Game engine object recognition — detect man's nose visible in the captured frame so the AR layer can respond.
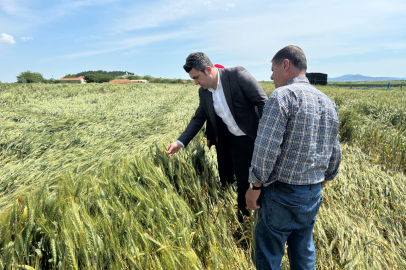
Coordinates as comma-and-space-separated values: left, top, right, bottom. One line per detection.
194, 80, 199, 85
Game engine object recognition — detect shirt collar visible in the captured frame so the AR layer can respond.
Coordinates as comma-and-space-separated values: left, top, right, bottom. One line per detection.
207, 69, 222, 93
285, 76, 309, 86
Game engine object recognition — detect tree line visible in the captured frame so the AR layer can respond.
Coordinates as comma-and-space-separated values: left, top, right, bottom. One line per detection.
13, 70, 191, 84
75, 70, 135, 78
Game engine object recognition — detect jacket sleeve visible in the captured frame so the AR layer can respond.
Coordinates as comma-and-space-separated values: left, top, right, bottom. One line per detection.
236, 67, 268, 117
177, 89, 208, 148
205, 119, 216, 146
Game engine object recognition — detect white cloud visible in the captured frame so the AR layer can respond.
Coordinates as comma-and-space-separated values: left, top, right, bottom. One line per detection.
114, 0, 209, 32
61, 31, 189, 59
0, 33, 16, 44
21, 36, 33, 41
0, 0, 23, 14
0, 0, 119, 34
204, 1, 216, 10
92, 0, 406, 71
188, 0, 406, 60
71, 0, 116, 8
2, 0, 406, 80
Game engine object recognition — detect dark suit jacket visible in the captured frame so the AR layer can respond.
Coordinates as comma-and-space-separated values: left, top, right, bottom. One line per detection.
178, 66, 268, 147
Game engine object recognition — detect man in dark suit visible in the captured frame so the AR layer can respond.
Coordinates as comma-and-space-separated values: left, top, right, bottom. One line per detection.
166, 52, 268, 221
205, 64, 235, 188
205, 118, 236, 188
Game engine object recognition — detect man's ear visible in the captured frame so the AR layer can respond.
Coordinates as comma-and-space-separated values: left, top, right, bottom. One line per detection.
204, 66, 212, 76
283, 59, 290, 71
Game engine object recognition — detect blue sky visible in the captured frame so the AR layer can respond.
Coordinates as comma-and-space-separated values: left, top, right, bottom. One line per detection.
1, 0, 405, 83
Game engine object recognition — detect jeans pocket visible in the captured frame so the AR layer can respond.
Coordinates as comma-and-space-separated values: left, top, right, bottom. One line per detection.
266, 196, 302, 232
311, 196, 323, 222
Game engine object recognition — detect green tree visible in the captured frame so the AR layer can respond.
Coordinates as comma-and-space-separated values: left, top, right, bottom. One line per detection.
127, 75, 142, 80
142, 75, 153, 82
63, 74, 77, 78
84, 74, 114, 83
151, 78, 163, 83
84, 74, 98, 83
98, 74, 114, 83
17, 71, 45, 83
45, 78, 60, 84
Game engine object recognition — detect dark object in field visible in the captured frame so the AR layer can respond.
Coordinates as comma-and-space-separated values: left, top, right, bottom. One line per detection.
306, 72, 328, 85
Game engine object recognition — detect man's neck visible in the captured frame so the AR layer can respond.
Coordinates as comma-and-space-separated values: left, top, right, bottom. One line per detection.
211, 68, 219, 90
286, 72, 306, 84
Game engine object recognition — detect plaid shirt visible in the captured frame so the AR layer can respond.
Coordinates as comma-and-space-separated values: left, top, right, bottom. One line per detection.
249, 77, 341, 186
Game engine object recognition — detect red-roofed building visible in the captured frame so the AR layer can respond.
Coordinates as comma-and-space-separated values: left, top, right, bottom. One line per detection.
109, 79, 132, 83
59, 76, 86, 84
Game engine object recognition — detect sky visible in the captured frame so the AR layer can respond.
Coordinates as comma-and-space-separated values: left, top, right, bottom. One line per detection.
1, 0, 406, 83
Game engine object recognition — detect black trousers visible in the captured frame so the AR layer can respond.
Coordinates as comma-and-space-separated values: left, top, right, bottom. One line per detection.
215, 143, 235, 186
215, 119, 255, 216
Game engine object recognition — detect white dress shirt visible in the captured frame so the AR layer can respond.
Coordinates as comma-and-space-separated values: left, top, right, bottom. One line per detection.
208, 71, 246, 136
177, 70, 245, 148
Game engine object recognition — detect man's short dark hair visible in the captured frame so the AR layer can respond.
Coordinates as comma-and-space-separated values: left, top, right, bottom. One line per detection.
272, 45, 307, 72
183, 52, 213, 73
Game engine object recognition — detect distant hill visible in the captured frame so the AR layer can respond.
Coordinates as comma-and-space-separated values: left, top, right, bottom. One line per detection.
328, 74, 406, 82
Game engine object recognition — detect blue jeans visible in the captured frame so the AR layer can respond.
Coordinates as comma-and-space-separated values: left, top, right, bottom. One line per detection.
253, 181, 323, 270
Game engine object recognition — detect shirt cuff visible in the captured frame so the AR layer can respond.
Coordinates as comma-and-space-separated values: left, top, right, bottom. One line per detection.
176, 140, 185, 148
325, 169, 339, 181
248, 168, 263, 184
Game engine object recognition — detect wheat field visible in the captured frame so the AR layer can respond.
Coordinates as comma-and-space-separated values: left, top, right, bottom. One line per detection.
0, 82, 405, 269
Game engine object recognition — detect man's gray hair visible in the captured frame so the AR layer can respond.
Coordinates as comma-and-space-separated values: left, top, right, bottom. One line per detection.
183, 52, 213, 73
272, 45, 307, 72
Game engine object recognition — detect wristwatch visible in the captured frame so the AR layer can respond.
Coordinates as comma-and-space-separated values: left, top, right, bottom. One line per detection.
250, 183, 262, 190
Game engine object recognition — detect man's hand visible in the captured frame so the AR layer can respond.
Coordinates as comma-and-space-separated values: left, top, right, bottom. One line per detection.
166, 142, 182, 156
321, 181, 327, 188
246, 185, 262, 210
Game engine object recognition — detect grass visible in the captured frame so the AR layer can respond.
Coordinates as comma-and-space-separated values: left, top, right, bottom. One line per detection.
328, 81, 406, 87
323, 88, 406, 173
0, 83, 198, 207
0, 82, 405, 269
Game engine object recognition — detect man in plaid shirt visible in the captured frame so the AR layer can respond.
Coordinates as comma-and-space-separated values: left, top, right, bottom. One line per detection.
246, 45, 341, 269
